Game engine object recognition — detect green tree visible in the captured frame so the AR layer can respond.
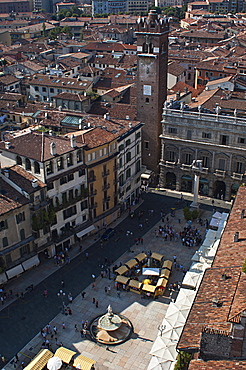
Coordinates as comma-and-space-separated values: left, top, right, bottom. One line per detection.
149, 5, 162, 14
49, 26, 62, 39
62, 25, 72, 37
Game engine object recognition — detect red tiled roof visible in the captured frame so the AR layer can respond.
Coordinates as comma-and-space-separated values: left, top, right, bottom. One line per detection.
189, 360, 246, 370
0, 177, 29, 216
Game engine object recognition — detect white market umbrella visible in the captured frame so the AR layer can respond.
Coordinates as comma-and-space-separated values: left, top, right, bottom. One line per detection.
150, 335, 171, 356
212, 211, 222, 219
182, 271, 202, 289
150, 342, 178, 361
148, 356, 174, 370
176, 288, 196, 306
47, 357, 63, 370
161, 325, 184, 341
165, 304, 190, 325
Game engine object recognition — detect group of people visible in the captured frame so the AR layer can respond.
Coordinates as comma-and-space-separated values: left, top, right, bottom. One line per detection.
40, 324, 63, 350
53, 250, 70, 266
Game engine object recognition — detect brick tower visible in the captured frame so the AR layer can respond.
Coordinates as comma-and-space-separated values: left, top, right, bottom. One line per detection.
136, 10, 169, 174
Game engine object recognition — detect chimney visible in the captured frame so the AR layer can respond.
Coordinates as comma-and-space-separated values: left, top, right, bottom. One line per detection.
50, 142, 56, 156
104, 113, 110, 120
241, 210, 245, 219
129, 122, 132, 128
5, 142, 11, 149
70, 134, 76, 148
31, 179, 38, 188
184, 87, 188, 94
234, 232, 239, 242
3, 169, 9, 178
176, 91, 180, 100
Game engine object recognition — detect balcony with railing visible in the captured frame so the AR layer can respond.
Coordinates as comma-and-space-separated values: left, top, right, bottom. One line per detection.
102, 183, 110, 191
163, 161, 176, 168
102, 169, 110, 177
200, 167, 209, 175
89, 189, 97, 197
103, 196, 111, 202
90, 202, 98, 209
214, 169, 226, 178
231, 172, 243, 180
88, 175, 96, 183
180, 164, 192, 171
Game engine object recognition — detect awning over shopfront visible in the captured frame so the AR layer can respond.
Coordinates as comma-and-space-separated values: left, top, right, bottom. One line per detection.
76, 225, 95, 238
73, 355, 96, 370
135, 252, 147, 262
162, 260, 173, 270
160, 268, 171, 280
6, 264, 24, 279
0, 272, 7, 284
22, 255, 40, 271
142, 284, 156, 293
54, 347, 76, 364
24, 349, 53, 370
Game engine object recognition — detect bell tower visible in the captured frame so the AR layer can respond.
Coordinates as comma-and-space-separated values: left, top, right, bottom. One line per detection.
136, 10, 169, 174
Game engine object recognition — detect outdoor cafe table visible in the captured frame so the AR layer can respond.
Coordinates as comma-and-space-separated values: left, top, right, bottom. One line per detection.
115, 265, 129, 275
125, 259, 138, 269
162, 260, 173, 271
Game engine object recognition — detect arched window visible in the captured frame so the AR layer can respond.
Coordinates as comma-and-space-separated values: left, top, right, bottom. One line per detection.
16, 156, 22, 165
34, 161, 40, 174
25, 158, 31, 171
20, 229, 25, 241
77, 149, 82, 163
143, 42, 148, 53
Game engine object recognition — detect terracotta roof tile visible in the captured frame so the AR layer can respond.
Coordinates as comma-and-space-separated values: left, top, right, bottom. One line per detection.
0, 177, 29, 216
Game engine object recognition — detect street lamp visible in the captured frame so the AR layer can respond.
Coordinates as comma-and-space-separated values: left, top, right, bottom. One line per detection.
157, 324, 166, 336
57, 290, 66, 314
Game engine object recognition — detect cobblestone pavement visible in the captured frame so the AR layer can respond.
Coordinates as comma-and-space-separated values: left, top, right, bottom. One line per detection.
0, 190, 231, 370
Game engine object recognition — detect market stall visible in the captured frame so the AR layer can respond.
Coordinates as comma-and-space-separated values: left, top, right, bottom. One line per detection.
125, 259, 139, 269
73, 355, 96, 370
24, 349, 53, 370
155, 278, 167, 296
135, 252, 148, 264
54, 347, 76, 364
160, 268, 171, 280
142, 283, 156, 297
114, 265, 129, 276
151, 252, 164, 266
162, 260, 173, 271
128, 279, 143, 294
115, 275, 130, 289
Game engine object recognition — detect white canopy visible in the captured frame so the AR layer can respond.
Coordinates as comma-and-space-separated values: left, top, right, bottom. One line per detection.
182, 271, 203, 289
190, 261, 210, 273
22, 255, 40, 271
147, 356, 174, 370
161, 325, 184, 341
212, 211, 222, 219
0, 272, 7, 284
165, 303, 190, 325
205, 229, 217, 241
142, 267, 160, 276
6, 264, 24, 279
47, 357, 62, 370
150, 340, 178, 361
210, 218, 220, 228
176, 288, 197, 306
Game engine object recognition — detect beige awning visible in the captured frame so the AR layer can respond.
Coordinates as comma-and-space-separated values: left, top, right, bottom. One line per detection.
151, 252, 164, 262
156, 278, 168, 288
162, 260, 173, 270
135, 252, 147, 262
115, 265, 129, 275
125, 259, 138, 269
24, 349, 53, 370
115, 275, 130, 285
142, 284, 156, 293
128, 279, 142, 289
160, 268, 171, 279
54, 347, 76, 364
73, 355, 96, 370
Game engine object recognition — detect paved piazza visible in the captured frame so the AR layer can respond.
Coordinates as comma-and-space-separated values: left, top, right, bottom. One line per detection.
3, 200, 215, 370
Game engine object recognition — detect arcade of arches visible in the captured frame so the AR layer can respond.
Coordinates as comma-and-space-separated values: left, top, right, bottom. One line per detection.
164, 172, 240, 200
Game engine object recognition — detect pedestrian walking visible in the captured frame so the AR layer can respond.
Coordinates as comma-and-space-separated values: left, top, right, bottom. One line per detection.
53, 326, 57, 335
85, 252, 88, 259
62, 322, 65, 329
104, 286, 108, 294
81, 292, 86, 299
15, 354, 19, 362
43, 289, 48, 298
107, 285, 111, 295
74, 324, 78, 332
68, 293, 73, 303
117, 290, 121, 298
92, 274, 96, 282
96, 300, 99, 308
61, 280, 65, 288
45, 339, 50, 349
21, 362, 25, 369
92, 298, 96, 304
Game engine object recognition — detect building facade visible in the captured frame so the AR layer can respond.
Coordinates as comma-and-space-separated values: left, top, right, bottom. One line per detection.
136, 10, 169, 174
159, 106, 246, 201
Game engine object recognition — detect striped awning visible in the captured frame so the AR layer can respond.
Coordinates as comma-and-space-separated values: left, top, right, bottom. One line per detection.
54, 347, 76, 364
24, 349, 53, 370
115, 265, 129, 275
162, 260, 173, 270
151, 252, 164, 262
73, 355, 96, 370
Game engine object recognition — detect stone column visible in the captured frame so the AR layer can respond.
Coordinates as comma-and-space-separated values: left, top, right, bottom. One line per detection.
191, 172, 200, 208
